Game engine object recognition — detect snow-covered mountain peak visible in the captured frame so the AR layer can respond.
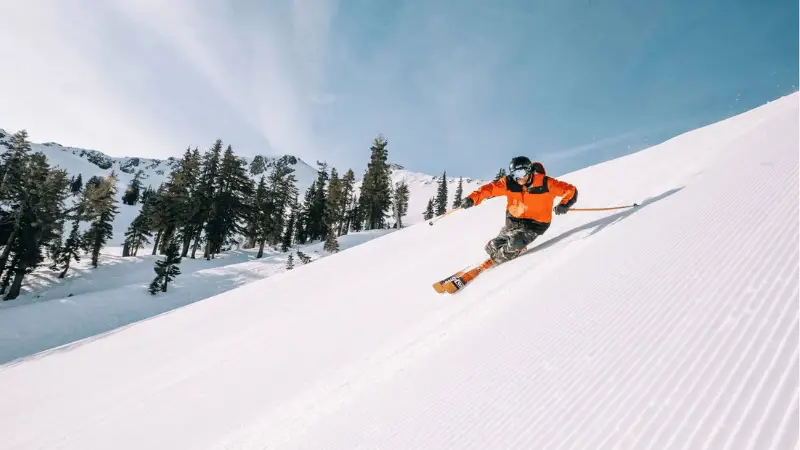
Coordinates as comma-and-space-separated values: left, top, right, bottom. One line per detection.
1, 130, 322, 180
0, 127, 490, 232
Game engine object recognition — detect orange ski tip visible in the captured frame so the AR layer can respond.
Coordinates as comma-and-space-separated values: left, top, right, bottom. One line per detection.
443, 281, 460, 294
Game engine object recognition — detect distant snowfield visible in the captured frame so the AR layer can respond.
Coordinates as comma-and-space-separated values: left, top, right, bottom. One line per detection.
1, 93, 798, 449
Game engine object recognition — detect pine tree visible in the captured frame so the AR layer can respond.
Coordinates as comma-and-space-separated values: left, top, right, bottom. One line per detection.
452, 177, 463, 209
0, 129, 32, 202
281, 195, 298, 252
286, 252, 294, 270
122, 170, 143, 205
33, 155, 70, 275
0, 130, 33, 282
435, 171, 448, 216
148, 240, 182, 294
323, 227, 339, 253
147, 183, 167, 255
296, 250, 312, 264
348, 193, 363, 232
192, 140, 222, 258
392, 180, 410, 228
337, 169, 356, 235
139, 185, 155, 205
204, 144, 253, 259
52, 193, 86, 277
494, 168, 507, 181
306, 161, 329, 242
151, 148, 199, 256
358, 135, 392, 230
326, 167, 342, 236
250, 175, 273, 258
70, 173, 83, 195
147, 148, 201, 257
55, 220, 83, 278
85, 175, 103, 192
423, 198, 435, 220
3, 150, 70, 299
83, 172, 119, 268
294, 184, 313, 245
175, 147, 202, 257
266, 156, 298, 245
122, 208, 153, 257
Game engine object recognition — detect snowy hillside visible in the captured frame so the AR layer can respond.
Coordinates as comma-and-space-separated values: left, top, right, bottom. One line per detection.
0, 228, 394, 365
1, 93, 797, 449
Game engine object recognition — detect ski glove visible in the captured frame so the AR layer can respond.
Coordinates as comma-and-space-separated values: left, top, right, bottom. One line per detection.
554, 203, 570, 215
461, 197, 474, 209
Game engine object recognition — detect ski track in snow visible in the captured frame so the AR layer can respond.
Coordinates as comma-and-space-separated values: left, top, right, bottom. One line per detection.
0, 94, 797, 450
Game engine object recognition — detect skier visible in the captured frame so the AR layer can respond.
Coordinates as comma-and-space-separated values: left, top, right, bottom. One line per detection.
459, 156, 578, 263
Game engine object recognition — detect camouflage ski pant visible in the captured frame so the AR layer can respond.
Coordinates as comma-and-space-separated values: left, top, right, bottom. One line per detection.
484, 218, 540, 263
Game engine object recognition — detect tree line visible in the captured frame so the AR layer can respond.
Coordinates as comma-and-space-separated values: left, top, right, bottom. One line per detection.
422, 172, 465, 221
0, 130, 415, 299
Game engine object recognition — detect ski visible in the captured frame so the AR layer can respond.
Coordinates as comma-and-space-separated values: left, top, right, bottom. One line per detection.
433, 258, 497, 294
431, 258, 497, 294
432, 270, 464, 294
432, 245, 531, 294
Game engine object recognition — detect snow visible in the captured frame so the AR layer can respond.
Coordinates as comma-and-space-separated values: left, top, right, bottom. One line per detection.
0, 92, 798, 449
0, 229, 394, 365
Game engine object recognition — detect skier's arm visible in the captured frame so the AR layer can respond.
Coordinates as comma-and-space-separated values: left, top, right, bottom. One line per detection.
548, 177, 578, 208
467, 178, 508, 206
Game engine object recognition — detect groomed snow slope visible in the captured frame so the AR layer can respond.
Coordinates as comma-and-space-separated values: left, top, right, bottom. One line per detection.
1, 93, 798, 449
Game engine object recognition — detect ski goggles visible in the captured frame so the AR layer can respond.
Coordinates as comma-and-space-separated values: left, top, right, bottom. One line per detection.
510, 167, 530, 179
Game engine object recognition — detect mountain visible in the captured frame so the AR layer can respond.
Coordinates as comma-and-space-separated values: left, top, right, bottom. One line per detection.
0, 130, 320, 244
0, 130, 487, 244
1, 93, 796, 449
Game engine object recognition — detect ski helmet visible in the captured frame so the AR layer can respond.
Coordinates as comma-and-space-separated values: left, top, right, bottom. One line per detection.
508, 156, 532, 179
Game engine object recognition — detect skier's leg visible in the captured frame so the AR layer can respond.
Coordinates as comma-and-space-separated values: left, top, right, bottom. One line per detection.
485, 223, 537, 263
506, 228, 538, 256
485, 226, 512, 261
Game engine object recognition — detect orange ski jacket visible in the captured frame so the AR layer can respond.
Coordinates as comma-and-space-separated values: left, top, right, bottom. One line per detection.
467, 173, 578, 231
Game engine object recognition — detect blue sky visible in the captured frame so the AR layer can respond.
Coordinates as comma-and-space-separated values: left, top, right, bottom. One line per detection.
0, 0, 796, 180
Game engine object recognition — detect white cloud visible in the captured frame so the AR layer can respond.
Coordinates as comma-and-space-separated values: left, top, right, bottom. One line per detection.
0, 2, 182, 157
0, 0, 340, 162
108, 0, 340, 161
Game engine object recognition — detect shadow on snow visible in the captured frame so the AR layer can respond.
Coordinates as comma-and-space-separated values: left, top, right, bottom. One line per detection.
525, 187, 685, 257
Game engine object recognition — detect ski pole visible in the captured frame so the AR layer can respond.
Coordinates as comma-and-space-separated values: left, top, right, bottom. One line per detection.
562, 202, 639, 212
429, 208, 461, 226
